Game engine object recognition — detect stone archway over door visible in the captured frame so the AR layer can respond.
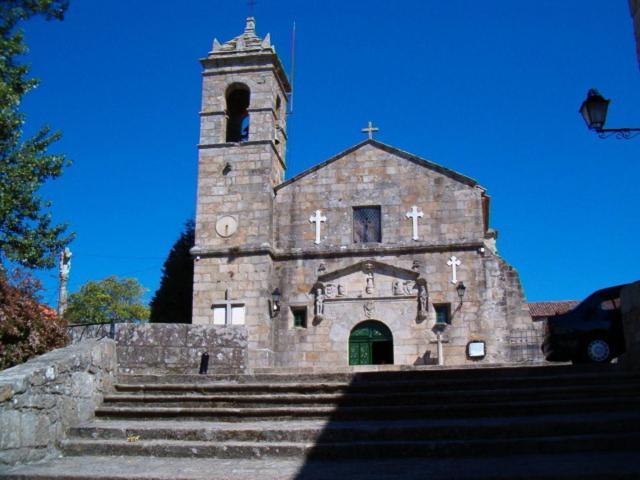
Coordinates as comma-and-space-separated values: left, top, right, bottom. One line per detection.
349, 320, 394, 365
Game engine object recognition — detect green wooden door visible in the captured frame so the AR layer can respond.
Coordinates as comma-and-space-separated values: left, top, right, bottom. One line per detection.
349, 341, 371, 365
349, 320, 393, 365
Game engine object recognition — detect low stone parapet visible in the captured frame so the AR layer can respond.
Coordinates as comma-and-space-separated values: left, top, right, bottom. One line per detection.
66, 323, 249, 375
115, 324, 248, 375
621, 281, 640, 369
0, 339, 116, 466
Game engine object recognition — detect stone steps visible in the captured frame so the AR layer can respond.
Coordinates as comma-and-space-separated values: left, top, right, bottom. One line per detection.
95, 395, 640, 421
67, 412, 640, 443
103, 383, 640, 408
115, 364, 637, 386
59, 431, 640, 459
4, 364, 640, 479
3, 453, 640, 480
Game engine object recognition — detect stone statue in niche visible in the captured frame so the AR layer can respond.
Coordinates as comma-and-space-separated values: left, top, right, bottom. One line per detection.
325, 284, 336, 298
365, 272, 375, 294
417, 283, 428, 320
403, 281, 415, 295
364, 301, 375, 319
315, 284, 325, 318
337, 284, 346, 297
392, 280, 402, 296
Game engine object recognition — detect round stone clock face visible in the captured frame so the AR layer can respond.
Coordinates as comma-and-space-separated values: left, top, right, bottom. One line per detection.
215, 216, 238, 238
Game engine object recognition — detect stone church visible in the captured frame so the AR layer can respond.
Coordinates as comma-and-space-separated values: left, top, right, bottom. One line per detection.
191, 18, 535, 370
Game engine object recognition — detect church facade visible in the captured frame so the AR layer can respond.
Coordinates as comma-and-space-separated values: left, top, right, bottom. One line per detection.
191, 18, 535, 370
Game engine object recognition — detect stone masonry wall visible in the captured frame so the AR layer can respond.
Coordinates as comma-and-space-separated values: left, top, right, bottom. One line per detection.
118, 324, 247, 375
0, 339, 116, 466
274, 143, 485, 250
67, 324, 248, 375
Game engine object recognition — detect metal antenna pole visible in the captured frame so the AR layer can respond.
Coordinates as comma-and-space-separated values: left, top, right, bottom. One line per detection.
288, 20, 296, 115
247, 0, 257, 16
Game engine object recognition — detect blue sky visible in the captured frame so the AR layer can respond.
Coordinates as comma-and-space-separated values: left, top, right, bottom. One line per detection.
18, 0, 640, 306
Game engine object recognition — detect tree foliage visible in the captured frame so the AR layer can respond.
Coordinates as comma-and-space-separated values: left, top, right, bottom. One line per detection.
64, 276, 150, 325
150, 220, 194, 324
0, 268, 67, 370
0, 0, 73, 269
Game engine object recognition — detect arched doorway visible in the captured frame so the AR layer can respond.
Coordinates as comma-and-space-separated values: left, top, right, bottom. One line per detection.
348, 320, 394, 365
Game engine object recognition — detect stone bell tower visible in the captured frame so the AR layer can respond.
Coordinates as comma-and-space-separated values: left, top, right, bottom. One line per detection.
191, 18, 291, 369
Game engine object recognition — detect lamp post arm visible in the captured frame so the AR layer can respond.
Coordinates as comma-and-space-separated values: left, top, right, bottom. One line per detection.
595, 128, 640, 140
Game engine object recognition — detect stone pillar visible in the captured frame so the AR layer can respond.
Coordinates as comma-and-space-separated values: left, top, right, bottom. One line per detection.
621, 281, 640, 369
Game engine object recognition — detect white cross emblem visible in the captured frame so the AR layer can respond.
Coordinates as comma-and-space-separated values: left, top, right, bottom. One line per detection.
447, 256, 461, 284
309, 210, 327, 245
405, 206, 424, 241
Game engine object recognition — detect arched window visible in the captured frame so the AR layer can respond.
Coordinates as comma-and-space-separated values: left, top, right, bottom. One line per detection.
225, 84, 250, 142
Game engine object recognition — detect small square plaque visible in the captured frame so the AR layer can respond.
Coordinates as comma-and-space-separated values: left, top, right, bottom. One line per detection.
467, 341, 486, 359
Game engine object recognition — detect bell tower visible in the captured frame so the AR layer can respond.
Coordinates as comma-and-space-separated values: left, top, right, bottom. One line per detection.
192, 18, 291, 369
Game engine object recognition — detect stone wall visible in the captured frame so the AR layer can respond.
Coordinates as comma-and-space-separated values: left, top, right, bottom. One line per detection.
116, 324, 248, 374
0, 339, 116, 466
621, 281, 640, 369
67, 323, 248, 375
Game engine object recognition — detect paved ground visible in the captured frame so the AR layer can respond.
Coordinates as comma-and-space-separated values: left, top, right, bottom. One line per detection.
2, 453, 640, 480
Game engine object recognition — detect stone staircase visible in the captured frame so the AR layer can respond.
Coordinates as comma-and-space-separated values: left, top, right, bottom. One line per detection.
2, 364, 640, 479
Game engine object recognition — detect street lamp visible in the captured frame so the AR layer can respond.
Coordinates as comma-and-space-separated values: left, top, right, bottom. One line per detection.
579, 89, 640, 139
456, 281, 466, 303
270, 288, 281, 317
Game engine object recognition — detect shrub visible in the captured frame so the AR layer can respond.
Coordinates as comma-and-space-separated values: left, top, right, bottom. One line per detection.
0, 269, 68, 370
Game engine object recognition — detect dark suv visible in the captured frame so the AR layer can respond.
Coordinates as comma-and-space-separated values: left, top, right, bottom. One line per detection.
542, 284, 625, 364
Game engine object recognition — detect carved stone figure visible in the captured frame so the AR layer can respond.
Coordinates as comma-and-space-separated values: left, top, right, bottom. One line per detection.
392, 280, 402, 296
364, 301, 375, 319
337, 284, 346, 297
325, 284, 336, 298
403, 280, 414, 295
315, 285, 325, 317
418, 284, 428, 313
365, 272, 374, 294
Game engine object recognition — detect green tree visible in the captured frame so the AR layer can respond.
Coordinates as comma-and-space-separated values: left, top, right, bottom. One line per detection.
0, 268, 67, 370
150, 220, 194, 324
0, 0, 73, 270
64, 276, 150, 325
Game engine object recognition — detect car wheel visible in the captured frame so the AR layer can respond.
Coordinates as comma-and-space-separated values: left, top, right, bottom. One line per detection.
584, 338, 612, 363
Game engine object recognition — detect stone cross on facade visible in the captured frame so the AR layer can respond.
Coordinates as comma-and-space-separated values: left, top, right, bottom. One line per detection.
361, 121, 379, 140
447, 256, 461, 284
309, 209, 326, 245
405, 206, 424, 241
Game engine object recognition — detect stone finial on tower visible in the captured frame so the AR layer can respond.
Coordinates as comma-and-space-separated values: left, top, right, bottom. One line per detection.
210, 17, 274, 55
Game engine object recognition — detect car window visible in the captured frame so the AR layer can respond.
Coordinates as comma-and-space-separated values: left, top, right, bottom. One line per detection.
600, 298, 619, 311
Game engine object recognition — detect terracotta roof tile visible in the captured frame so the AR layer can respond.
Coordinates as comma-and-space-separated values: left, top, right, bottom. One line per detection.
528, 301, 579, 317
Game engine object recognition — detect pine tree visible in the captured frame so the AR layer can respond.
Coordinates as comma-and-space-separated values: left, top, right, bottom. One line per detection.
150, 220, 195, 324
0, 0, 73, 269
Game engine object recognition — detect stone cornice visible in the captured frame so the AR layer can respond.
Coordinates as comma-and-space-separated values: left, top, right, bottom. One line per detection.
191, 241, 485, 260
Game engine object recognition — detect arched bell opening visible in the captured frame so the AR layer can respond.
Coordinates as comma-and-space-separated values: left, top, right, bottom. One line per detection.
348, 320, 394, 365
225, 83, 250, 142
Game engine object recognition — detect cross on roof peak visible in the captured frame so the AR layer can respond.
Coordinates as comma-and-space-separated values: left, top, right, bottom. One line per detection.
361, 121, 379, 140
